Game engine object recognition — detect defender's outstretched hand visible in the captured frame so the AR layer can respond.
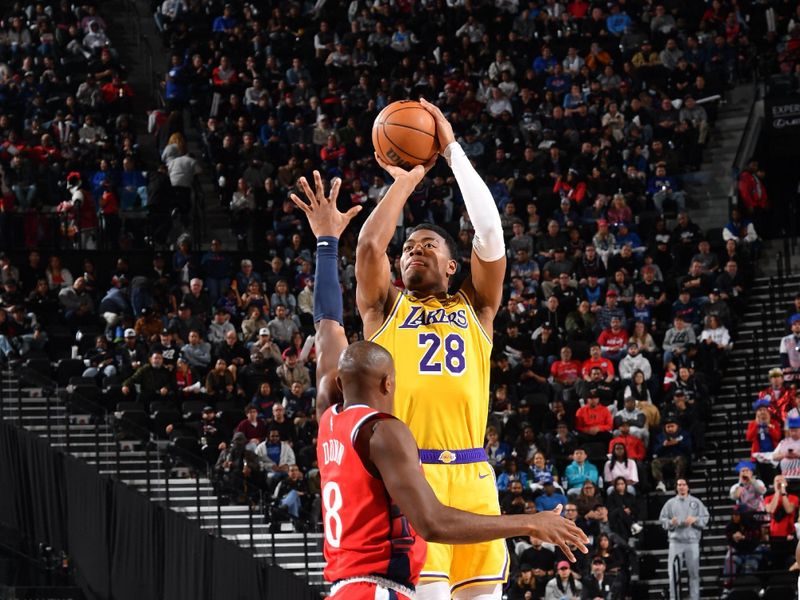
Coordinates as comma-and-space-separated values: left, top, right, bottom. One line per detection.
525, 504, 590, 562
419, 97, 456, 152
290, 170, 361, 239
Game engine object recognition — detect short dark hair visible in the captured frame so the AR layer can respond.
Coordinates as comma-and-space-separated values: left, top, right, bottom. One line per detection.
407, 223, 459, 261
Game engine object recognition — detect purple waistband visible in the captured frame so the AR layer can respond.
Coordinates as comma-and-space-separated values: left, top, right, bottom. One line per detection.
419, 448, 487, 465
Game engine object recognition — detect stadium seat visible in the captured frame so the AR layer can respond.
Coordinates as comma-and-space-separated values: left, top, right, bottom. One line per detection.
182, 400, 207, 421
56, 359, 85, 386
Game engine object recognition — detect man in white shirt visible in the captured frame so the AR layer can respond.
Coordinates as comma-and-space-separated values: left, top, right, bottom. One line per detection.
773, 417, 800, 488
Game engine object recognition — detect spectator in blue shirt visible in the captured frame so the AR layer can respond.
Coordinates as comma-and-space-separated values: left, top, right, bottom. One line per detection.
496, 459, 529, 492
533, 47, 558, 74
647, 164, 686, 215
212, 5, 237, 33
535, 476, 569, 512
606, 5, 632, 35
564, 447, 600, 496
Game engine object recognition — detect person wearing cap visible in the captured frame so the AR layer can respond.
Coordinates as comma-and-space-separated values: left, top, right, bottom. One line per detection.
659, 479, 709, 600
671, 287, 702, 329
116, 328, 148, 377
652, 418, 692, 492
701, 287, 733, 330
759, 367, 797, 428
167, 302, 204, 346
597, 316, 628, 365
535, 475, 568, 514
543, 559, 582, 600
134, 306, 163, 343
729, 461, 766, 513
594, 289, 626, 335
252, 327, 282, 365
662, 315, 697, 369
582, 556, 622, 600
747, 398, 782, 479
721, 502, 762, 589
772, 417, 800, 489
276, 346, 311, 392
208, 307, 236, 345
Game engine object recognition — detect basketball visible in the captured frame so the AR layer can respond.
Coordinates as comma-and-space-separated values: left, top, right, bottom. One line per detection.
372, 100, 438, 169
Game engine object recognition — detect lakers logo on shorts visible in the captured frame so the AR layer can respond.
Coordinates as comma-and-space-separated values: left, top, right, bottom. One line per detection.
438, 450, 456, 464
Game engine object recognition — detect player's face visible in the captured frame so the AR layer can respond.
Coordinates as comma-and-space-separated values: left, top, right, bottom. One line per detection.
400, 230, 456, 293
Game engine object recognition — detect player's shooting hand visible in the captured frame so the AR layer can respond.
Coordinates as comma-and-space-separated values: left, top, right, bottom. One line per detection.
290, 170, 362, 238
527, 504, 589, 562
418, 97, 455, 150
374, 153, 434, 186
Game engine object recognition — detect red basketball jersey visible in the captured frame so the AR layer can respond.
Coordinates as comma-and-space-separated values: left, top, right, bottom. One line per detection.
318, 403, 427, 587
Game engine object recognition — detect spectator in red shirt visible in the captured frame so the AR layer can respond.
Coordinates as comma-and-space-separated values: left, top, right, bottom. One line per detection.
581, 343, 615, 382
747, 398, 782, 482
738, 158, 768, 234
575, 389, 613, 445
608, 421, 646, 461
550, 345, 583, 405
320, 134, 346, 163
759, 367, 796, 429
597, 316, 629, 364
234, 405, 269, 448
764, 475, 798, 556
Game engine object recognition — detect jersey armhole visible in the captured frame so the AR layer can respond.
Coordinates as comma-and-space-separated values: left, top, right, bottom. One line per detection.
368, 292, 403, 343
456, 289, 493, 345
352, 412, 395, 480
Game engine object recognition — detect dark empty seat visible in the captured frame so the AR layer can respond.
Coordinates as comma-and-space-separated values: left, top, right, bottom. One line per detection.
150, 408, 182, 439
182, 400, 207, 421
24, 357, 52, 378
56, 358, 85, 386
113, 402, 149, 441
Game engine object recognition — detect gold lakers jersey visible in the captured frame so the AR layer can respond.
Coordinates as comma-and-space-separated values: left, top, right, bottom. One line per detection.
369, 290, 492, 450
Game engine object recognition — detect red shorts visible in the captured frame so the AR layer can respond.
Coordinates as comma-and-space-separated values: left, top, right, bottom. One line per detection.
329, 581, 413, 600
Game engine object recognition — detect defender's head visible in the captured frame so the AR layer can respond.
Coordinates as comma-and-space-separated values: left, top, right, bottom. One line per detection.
401, 224, 458, 294
337, 341, 396, 414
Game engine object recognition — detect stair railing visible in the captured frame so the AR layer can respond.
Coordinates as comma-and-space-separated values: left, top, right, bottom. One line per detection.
671, 554, 684, 600
0, 363, 322, 588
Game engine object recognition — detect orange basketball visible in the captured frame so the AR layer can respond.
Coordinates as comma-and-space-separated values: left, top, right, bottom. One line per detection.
372, 100, 438, 168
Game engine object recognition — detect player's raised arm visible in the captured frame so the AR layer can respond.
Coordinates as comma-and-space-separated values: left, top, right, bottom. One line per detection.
419, 98, 507, 335
367, 418, 589, 557
355, 155, 432, 338
290, 171, 361, 420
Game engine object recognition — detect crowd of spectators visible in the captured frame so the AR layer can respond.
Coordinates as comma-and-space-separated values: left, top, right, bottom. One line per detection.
2, 0, 795, 597
0, 2, 151, 252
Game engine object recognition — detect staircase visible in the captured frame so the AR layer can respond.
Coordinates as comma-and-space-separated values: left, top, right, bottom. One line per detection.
0, 384, 329, 596
684, 83, 757, 233
639, 273, 800, 599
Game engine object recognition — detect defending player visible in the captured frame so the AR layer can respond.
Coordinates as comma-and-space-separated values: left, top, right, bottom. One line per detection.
355, 99, 509, 599
291, 173, 588, 600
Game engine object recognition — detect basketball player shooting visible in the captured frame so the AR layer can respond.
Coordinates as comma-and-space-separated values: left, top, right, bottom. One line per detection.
355, 98, 524, 600
290, 172, 588, 600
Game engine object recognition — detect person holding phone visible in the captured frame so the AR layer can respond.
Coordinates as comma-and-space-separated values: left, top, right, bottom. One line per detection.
765, 475, 798, 564
772, 416, 800, 495
729, 461, 766, 513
